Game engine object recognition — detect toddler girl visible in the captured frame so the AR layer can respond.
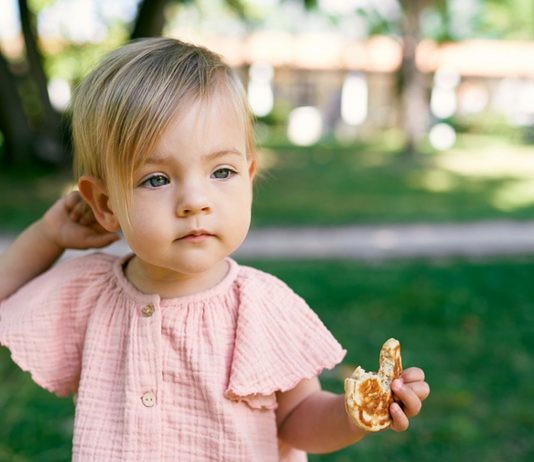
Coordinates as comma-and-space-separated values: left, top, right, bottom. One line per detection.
0, 38, 429, 461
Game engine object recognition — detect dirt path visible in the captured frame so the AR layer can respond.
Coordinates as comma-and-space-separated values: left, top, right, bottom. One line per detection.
3, 220, 534, 261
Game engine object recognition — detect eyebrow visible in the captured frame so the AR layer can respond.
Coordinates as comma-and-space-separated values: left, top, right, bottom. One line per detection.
202, 149, 245, 161
145, 149, 245, 165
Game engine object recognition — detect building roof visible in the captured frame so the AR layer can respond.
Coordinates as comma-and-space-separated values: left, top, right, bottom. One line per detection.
3, 30, 534, 78
176, 29, 534, 78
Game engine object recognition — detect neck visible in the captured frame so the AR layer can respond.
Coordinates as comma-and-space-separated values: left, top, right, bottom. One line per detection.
124, 256, 229, 299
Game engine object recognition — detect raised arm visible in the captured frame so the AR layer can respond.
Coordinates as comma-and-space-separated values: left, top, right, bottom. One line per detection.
0, 191, 119, 300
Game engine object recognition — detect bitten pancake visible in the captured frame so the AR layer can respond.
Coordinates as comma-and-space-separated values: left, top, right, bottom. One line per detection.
344, 338, 403, 432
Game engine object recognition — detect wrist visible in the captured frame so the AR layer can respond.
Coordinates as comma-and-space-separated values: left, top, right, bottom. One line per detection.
343, 399, 368, 439
35, 216, 64, 253
339, 395, 368, 439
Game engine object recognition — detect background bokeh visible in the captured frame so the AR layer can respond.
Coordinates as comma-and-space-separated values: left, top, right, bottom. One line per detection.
0, 1, 533, 461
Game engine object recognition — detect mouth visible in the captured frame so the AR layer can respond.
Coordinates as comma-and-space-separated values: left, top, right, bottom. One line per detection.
179, 229, 215, 243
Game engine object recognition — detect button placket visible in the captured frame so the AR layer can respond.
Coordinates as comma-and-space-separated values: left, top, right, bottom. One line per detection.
137, 303, 160, 410
121, 301, 162, 455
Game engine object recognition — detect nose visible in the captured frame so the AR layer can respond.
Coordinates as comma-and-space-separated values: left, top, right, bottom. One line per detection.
176, 180, 212, 218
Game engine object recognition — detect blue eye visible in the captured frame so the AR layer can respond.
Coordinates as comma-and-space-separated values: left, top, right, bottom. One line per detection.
142, 174, 169, 188
212, 168, 236, 179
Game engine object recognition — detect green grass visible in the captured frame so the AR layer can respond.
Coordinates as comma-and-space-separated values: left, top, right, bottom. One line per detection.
3, 136, 534, 231
250, 258, 534, 462
251, 138, 534, 227
1, 257, 533, 461
0, 355, 74, 462
0, 166, 74, 231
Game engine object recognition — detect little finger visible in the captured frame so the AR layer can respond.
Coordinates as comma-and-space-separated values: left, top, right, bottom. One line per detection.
389, 402, 409, 432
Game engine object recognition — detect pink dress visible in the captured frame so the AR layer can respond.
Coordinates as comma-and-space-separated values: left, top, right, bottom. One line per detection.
0, 253, 345, 461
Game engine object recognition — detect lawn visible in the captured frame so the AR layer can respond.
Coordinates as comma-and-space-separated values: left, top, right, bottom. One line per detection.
252, 136, 534, 227
0, 166, 74, 231
3, 135, 534, 231
1, 257, 533, 461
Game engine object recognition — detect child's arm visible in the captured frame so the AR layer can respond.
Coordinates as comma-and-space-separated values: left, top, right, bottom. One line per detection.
0, 192, 119, 300
276, 367, 429, 454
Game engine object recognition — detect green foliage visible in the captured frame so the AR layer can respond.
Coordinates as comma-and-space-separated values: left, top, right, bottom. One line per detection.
303, 0, 318, 10
355, 6, 397, 36
29, 0, 56, 12
479, 0, 534, 39
356, 0, 534, 41
45, 29, 129, 83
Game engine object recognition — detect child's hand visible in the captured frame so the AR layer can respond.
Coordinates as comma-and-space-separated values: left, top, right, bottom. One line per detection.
42, 191, 120, 250
389, 367, 430, 432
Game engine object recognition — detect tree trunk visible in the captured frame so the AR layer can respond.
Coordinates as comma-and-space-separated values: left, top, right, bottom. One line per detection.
130, 0, 171, 38
399, 0, 429, 156
130, 0, 212, 39
0, 52, 33, 166
18, 0, 65, 163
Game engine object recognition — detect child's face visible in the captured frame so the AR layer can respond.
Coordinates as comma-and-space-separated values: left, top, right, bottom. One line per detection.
112, 91, 255, 284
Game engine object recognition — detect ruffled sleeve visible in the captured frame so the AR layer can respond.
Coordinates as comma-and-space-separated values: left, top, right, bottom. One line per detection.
0, 252, 115, 397
225, 266, 346, 410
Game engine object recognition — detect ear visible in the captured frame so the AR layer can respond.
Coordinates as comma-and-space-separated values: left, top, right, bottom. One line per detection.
248, 159, 257, 182
78, 175, 121, 232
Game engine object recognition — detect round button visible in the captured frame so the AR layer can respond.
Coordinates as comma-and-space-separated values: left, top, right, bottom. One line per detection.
141, 391, 156, 408
141, 304, 155, 317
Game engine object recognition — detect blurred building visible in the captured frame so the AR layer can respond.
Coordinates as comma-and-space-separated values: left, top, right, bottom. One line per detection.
4, 28, 534, 146
174, 30, 534, 145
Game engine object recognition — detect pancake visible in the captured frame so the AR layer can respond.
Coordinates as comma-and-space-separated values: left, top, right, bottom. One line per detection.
344, 338, 402, 432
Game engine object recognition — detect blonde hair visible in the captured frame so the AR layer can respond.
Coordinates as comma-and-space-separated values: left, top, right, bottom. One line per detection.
72, 37, 255, 212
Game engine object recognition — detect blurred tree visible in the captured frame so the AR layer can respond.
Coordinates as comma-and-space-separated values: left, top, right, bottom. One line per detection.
481, 0, 534, 39
18, 0, 65, 163
398, 0, 435, 156
1, 0, 533, 166
131, 0, 245, 38
0, 52, 33, 166
355, 0, 533, 155
131, 0, 178, 39
0, 0, 66, 166
297, 0, 435, 155
0, 0, 245, 167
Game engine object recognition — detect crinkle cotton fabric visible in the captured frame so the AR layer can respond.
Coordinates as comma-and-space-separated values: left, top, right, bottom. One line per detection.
0, 253, 346, 461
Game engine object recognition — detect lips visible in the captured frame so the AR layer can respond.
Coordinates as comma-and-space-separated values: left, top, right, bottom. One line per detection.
178, 229, 215, 242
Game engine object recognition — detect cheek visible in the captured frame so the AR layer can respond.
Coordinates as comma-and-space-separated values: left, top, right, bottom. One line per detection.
122, 206, 169, 244
228, 195, 252, 234
215, 187, 250, 227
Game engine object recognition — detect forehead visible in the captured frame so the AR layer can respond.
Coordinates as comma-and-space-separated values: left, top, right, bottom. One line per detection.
191, 84, 245, 125
150, 89, 247, 159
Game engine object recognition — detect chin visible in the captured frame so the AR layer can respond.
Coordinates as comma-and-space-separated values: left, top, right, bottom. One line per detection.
173, 256, 227, 275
